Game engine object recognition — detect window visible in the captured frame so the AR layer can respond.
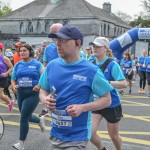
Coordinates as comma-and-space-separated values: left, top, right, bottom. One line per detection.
37, 22, 42, 34
20, 22, 26, 34
45, 21, 50, 33
28, 22, 33, 33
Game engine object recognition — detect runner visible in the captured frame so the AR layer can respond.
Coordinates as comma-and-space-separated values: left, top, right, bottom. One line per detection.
145, 55, 150, 97
120, 52, 134, 94
138, 50, 147, 94
0, 43, 14, 111
89, 37, 127, 150
11, 43, 45, 150
39, 25, 113, 150
39, 23, 63, 117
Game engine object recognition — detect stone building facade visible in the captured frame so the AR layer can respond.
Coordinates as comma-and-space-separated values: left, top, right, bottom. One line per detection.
0, 0, 131, 49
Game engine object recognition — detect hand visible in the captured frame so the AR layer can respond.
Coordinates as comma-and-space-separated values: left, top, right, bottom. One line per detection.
12, 85, 18, 93
1, 72, 7, 77
128, 72, 131, 75
33, 84, 40, 91
66, 104, 84, 117
40, 67, 45, 74
45, 94, 56, 111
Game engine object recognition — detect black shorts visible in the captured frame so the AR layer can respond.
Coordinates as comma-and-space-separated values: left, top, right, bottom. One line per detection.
92, 104, 123, 123
124, 74, 133, 80
0, 77, 8, 88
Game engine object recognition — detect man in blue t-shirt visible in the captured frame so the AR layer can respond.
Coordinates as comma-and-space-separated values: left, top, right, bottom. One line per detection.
43, 23, 63, 67
39, 25, 113, 150
39, 23, 63, 117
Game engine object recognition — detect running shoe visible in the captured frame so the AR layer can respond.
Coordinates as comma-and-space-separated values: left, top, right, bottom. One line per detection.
39, 110, 49, 117
12, 141, 24, 150
8, 100, 15, 111
138, 90, 142, 94
38, 116, 45, 132
141, 90, 145, 94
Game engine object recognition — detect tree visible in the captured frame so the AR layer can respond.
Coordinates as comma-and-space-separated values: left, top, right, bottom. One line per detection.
114, 11, 132, 23
129, 16, 150, 27
142, 0, 150, 12
0, 0, 12, 17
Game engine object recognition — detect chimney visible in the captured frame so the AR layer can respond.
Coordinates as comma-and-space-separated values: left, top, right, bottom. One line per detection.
103, 2, 111, 13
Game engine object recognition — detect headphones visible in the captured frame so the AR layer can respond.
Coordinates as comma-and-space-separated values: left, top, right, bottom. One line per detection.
26, 44, 34, 57
29, 48, 34, 57
19, 44, 34, 57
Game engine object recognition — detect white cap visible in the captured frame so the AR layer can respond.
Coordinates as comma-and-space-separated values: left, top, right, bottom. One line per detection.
89, 37, 109, 48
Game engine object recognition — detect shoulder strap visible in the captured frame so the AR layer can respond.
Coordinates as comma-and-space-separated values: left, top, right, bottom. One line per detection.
100, 58, 113, 73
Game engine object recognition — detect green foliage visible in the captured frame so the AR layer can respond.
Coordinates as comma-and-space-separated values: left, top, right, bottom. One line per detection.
0, 5, 12, 17
129, 16, 150, 27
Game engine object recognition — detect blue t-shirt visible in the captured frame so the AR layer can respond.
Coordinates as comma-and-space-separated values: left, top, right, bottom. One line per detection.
39, 58, 113, 142
95, 56, 125, 108
43, 43, 59, 63
138, 56, 147, 72
85, 54, 95, 62
12, 59, 43, 88
120, 59, 135, 75
145, 57, 150, 73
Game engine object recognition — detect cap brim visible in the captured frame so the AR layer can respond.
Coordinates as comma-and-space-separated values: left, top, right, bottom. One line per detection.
89, 42, 103, 47
48, 33, 57, 38
48, 32, 72, 39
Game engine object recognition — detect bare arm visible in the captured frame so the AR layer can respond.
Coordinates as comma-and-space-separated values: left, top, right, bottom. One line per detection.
43, 62, 47, 67
11, 79, 18, 93
66, 92, 111, 117
109, 80, 127, 89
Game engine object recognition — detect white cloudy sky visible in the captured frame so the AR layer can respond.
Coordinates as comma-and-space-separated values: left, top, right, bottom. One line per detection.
3, 0, 143, 18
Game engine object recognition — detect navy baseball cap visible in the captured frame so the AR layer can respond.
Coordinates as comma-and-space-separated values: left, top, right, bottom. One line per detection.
49, 25, 83, 45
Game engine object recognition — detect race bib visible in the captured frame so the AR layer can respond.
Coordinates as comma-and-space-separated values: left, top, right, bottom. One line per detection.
124, 63, 129, 67
51, 109, 72, 129
18, 77, 33, 87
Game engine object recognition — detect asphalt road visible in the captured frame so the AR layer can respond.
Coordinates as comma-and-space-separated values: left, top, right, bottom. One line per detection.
0, 80, 150, 150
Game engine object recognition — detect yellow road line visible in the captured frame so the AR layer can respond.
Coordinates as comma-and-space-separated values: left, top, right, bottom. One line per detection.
3, 120, 150, 146
98, 133, 150, 146
124, 114, 150, 122
4, 120, 50, 131
122, 100, 150, 106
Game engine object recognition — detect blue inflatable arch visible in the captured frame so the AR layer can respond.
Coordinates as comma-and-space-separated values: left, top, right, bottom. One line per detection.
110, 28, 150, 60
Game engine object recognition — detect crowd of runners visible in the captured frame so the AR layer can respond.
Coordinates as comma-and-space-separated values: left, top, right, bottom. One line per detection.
0, 23, 150, 150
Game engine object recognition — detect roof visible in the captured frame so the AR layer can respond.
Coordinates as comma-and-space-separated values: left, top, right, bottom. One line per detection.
2, 0, 130, 28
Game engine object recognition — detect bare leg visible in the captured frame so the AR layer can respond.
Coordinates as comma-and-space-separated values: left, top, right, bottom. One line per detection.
0, 88, 10, 104
107, 122, 122, 150
90, 113, 103, 150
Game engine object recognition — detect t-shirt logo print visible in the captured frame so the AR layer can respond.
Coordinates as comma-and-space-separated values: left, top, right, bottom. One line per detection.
72, 75, 87, 82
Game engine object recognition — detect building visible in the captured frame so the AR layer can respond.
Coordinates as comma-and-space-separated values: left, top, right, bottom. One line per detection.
0, 0, 131, 50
